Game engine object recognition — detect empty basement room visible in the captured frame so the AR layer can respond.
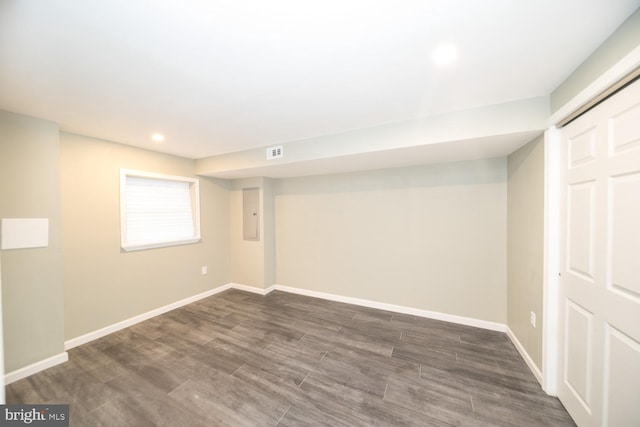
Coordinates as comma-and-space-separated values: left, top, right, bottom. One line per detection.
1, 1, 640, 426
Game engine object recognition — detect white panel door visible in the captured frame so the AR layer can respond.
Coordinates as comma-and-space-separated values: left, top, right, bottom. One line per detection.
559, 78, 640, 427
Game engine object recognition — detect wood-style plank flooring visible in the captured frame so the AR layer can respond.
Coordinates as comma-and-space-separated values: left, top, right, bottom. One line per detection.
6, 289, 575, 426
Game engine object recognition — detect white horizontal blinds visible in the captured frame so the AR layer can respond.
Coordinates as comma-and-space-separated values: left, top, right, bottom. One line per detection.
125, 176, 194, 245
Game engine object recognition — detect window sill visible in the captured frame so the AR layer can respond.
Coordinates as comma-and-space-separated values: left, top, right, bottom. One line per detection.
121, 237, 201, 252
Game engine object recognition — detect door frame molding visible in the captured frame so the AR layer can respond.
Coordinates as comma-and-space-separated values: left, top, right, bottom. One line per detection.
542, 126, 562, 395
542, 44, 640, 396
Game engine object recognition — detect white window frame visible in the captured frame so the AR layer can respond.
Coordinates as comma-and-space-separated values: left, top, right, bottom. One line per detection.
120, 169, 201, 252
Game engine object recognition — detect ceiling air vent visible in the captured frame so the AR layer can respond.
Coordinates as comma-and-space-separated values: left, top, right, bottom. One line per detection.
266, 145, 283, 160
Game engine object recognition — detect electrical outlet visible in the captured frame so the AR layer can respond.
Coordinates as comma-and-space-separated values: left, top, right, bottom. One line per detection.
530, 311, 536, 328
201, 266, 208, 275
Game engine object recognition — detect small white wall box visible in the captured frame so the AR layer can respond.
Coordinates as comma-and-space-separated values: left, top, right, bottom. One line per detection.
1, 218, 49, 250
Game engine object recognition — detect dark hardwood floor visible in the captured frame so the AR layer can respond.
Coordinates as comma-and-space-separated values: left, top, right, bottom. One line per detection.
6, 289, 575, 426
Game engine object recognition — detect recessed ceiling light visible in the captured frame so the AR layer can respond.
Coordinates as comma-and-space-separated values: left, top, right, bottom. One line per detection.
151, 133, 165, 142
432, 44, 458, 66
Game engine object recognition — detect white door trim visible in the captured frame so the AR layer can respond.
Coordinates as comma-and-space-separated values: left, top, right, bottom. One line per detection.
542, 126, 562, 395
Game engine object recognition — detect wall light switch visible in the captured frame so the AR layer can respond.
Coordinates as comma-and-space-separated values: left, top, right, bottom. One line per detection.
201, 266, 208, 275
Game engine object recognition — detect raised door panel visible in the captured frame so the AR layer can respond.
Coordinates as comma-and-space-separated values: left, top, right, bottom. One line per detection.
569, 127, 598, 168
567, 182, 596, 282
609, 100, 640, 155
608, 173, 640, 299
603, 326, 640, 427
565, 300, 594, 412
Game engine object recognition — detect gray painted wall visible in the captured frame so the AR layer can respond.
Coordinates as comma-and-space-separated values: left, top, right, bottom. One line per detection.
60, 132, 230, 341
0, 111, 65, 372
274, 158, 508, 323
507, 135, 545, 369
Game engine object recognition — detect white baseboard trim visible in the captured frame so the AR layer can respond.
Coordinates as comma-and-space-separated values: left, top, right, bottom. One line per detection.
228, 282, 272, 295
506, 326, 543, 386
64, 284, 234, 350
5, 352, 68, 385
269, 284, 506, 332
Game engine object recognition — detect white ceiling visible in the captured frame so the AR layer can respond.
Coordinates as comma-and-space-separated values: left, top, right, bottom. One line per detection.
1, 1, 638, 160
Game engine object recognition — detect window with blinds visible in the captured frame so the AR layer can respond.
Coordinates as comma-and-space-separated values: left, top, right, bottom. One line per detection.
120, 169, 201, 251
